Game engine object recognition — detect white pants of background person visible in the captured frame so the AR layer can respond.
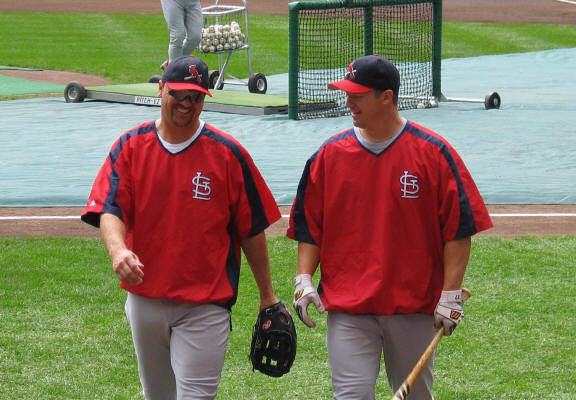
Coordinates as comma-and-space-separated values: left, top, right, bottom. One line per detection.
161, 0, 203, 62
327, 312, 437, 400
125, 293, 230, 400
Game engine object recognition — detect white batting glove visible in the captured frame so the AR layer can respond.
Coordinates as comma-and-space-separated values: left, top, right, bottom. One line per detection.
293, 274, 325, 328
434, 290, 464, 336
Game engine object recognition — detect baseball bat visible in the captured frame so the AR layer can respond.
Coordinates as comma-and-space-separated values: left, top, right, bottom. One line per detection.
390, 288, 472, 400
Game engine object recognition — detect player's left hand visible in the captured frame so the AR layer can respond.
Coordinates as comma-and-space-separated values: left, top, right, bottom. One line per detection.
249, 301, 297, 377
434, 289, 464, 336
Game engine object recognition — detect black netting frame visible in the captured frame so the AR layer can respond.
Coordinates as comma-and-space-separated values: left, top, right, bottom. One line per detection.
288, 0, 439, 120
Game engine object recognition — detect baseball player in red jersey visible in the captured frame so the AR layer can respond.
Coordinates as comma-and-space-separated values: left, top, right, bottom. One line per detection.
82, 56, 281, 400
288, 55, 493, 399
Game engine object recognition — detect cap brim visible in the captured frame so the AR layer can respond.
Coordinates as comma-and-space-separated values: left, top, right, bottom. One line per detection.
165, 82, 212, 97
327, 80, 373, 93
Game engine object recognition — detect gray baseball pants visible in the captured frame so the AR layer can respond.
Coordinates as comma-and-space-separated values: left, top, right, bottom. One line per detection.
327, 312, 437, 400
125, 293, 230, 400
160, 0, 203, 61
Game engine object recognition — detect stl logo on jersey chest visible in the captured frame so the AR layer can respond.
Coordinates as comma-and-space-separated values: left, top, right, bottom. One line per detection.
192, 171, 212, 201
400, 170, 420, 199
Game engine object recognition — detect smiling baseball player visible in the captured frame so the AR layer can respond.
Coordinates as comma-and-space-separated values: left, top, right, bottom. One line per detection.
288, 55, 493, 399
82, 56, 282, 400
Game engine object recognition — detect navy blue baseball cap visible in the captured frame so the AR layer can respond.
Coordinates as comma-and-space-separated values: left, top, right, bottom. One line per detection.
328, 55, 400, 95
162, 56, 212, 96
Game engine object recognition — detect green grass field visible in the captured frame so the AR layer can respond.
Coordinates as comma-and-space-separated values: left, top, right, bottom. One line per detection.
0, 13, 575, 84
1, 236, 575, 399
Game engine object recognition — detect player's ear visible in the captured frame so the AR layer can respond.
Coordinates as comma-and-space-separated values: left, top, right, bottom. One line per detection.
380, 89, 395, 106
158, 80, 164, 97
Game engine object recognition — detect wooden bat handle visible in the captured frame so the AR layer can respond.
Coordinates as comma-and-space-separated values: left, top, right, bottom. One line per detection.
392, 329, 443, 400
390, 288, 472, 400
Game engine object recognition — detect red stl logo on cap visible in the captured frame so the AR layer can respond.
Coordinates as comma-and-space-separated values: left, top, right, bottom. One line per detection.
346, 62, 357, 80
186, 65, 203, 84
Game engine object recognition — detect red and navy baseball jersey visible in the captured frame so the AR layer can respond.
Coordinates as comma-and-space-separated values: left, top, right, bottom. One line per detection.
287, 121, 492, 315
82, 121, 280, 308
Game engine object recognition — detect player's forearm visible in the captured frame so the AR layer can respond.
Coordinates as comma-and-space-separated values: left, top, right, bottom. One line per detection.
100, 213, 128, 260
442, 236, 471, 290
241, 232, 278, 309
297, 242, 320, 276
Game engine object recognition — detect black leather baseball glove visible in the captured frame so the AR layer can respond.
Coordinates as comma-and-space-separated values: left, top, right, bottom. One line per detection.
249, 301, 297, 377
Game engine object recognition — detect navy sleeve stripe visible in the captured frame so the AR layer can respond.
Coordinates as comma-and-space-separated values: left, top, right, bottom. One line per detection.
317, 129, 355, 155
292, 129, 355, 244
102, 122, 157, 219
404, 123, 477, 239
203, 127, 270, 236
291, 158, 316, 244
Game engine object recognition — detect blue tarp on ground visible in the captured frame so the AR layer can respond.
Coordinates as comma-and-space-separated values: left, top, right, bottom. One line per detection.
0, 49, 575, 206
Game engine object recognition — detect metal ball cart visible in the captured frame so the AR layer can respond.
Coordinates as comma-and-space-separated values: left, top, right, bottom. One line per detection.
199, 0, 267, 94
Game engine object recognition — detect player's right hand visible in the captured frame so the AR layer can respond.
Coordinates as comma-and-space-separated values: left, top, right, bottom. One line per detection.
293, 274, 325, 328
112, 249, 144, 286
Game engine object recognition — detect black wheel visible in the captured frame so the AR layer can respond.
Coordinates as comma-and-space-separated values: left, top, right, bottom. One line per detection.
484, 91, 501, 109
208, 70, 224, 90
64, 81, 86, 103
248, 73, 267, 94
148, 75, 162, 83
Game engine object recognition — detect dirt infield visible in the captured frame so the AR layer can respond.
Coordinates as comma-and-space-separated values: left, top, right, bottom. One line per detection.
1, 205, 576, 238
0, 69, 110, 87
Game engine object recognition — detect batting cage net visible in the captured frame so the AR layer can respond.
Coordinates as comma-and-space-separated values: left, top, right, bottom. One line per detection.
288, 0, 442, 120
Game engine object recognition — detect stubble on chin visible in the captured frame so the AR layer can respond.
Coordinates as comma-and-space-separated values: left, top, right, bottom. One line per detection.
170, 111, 197, 128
